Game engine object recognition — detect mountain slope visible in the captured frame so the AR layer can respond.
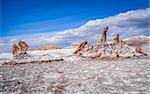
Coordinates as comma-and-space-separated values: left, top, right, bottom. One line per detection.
125, 36, 150, 54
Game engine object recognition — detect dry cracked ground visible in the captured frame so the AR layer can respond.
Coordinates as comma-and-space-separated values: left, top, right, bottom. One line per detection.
0, 58, 150, 94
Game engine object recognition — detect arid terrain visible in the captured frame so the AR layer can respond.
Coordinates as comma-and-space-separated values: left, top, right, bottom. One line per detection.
0, 36, 150, 94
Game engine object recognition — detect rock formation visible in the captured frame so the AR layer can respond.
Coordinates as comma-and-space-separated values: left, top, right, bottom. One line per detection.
113, 34, 120, 45
18, 41, 29, 53
73, 41, 88, 55
12, 41, 29, 58
100, 26, 109, 45
135, 47, 142, 53
73, 26, 147, 59
12, 44, 20, 56
112, 34, 125, 45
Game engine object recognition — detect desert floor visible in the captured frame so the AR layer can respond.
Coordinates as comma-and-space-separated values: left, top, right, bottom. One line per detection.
0, 49, 150, 94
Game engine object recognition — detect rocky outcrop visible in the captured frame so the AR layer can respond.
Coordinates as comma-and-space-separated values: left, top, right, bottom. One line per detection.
112, 34, 125, 45
12, 44, 20, 56
100, 26, 109, 45
18, 41, 29, 52
12, 41, 29, 58
73, 41, 88, 55
73, 27, 147, 58
81, 44, 139, 58
135, 47, 142, 53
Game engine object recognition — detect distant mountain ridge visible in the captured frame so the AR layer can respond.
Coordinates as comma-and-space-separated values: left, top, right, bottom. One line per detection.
29, 44, 60, 51
125, 36, 150, 47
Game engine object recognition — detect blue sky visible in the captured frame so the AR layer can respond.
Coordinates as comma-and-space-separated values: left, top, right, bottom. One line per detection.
0, 0, 149, 37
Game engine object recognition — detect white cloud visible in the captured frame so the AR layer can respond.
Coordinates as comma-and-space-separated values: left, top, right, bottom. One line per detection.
0, 8, 150, 52
45, 8, 150, 45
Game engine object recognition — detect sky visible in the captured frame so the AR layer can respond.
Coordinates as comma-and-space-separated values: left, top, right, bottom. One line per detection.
0, 0, 149, 37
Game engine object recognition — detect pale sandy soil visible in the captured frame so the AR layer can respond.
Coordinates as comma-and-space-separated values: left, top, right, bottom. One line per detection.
0, 58, 150, 94
0, 48, 150, 94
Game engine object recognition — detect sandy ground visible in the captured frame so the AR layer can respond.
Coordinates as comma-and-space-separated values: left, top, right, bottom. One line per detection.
0, 58, 150, 94
0, 46, 150, 94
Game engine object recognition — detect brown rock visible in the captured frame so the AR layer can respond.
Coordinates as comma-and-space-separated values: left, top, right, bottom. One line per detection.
113, 34, 120, 45
18, 41, 29, 51
91, 53, 101, 59
74, 41, 88, 54
12, 44, 20, 56
120, 40, 125, 45
135, 47, 142, 53
12, 41, 29, 57
113, 34, 125, 45
100, 26, 109, 45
